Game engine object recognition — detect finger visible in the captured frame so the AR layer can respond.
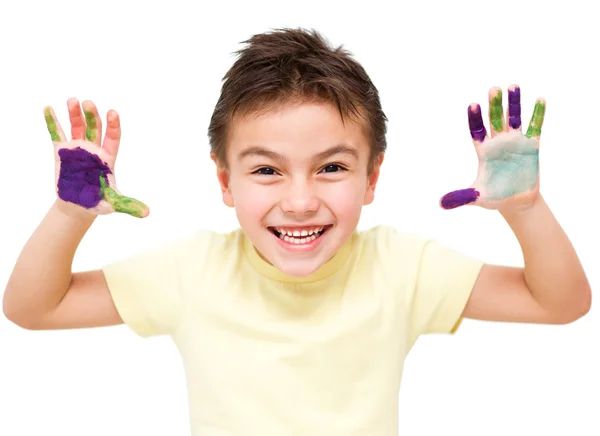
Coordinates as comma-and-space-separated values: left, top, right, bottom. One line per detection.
507, 84, 522, 131
468, 103, 488, 144
43, 106, 66, 143
82, 100, 102, 145
100, 176, 150, 218
67, 98, 86, 140
525, 98, 546, 139
488, 87, 505, 137
440, 188, 481, 210
102, 110, 121, 156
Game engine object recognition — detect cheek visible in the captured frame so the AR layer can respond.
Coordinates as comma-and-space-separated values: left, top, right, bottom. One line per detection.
318, 178, 366, 218
230, 178, 277, 224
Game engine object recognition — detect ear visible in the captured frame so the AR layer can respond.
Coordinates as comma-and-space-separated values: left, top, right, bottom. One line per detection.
363, 153, 384, 206
211, 153, 234, 208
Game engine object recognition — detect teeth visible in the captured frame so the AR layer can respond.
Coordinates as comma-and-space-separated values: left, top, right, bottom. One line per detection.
276, 226, 324, 236
274, 225, 327, 244
283, 234, 318, 244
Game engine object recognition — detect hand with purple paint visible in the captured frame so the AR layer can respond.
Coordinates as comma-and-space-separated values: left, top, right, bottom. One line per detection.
440, 85, 545, 212
44, 98, 149, 218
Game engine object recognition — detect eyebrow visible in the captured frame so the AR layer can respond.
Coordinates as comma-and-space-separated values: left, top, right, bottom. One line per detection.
238, 144, 360, 163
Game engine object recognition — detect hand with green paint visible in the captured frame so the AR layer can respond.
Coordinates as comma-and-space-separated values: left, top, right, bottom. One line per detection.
44, 98, 149, 218
440, 85, 545, 212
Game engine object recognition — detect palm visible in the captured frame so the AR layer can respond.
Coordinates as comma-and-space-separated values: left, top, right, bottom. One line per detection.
53, 139, 117, 215
45, 99, 149, 218
440, 85, 546, 211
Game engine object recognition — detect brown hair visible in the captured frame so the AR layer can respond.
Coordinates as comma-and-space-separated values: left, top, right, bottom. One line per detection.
208, 27, 388, 173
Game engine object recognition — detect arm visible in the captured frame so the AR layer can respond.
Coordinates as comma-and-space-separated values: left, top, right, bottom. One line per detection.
463, 195, 590, 324
441, 85, 591, 325
2, 200, 122, 330
3, 98, 148, 330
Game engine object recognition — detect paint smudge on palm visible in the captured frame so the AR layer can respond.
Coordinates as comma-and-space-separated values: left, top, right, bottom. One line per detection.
57, 147, 148, 217
57, 147, 112, 208
481, 133, 539, 200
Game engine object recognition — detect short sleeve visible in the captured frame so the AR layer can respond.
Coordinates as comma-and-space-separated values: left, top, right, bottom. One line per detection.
102, 238, 191, 338
410, 239, 484, 337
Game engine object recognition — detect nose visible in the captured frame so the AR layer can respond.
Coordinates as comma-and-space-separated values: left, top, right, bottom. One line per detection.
280, 179, 319, 216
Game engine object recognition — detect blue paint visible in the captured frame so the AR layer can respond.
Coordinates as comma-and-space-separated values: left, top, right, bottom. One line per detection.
481, 133, 538, 200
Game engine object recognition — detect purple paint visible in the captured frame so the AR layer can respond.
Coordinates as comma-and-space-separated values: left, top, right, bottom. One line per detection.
468, 104, 487, 142
440, 188, 480, 209
508, 86, 521, 129
57, 147, 112, 208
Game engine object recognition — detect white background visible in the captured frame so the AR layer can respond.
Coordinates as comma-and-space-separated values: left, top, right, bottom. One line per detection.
1, 0, 598, 435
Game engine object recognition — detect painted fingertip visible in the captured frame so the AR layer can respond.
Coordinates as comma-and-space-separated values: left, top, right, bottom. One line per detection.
468, 104, 487, 142
507, 85, 522, 129
44, 107, 61, 142
525, 98, 546, 138
83, 104, 99, 142
488, 87, 504, 132
440, 188, 480, 209
488, 86, 502, 97
43, 106, 53, 122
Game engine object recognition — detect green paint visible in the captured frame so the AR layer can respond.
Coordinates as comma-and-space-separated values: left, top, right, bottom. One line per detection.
99, 174, 148, 218
482, 135, 539, 201
525, 100, 545, 138
44, 108, 61, 142
490, 90, 504, 132
84, 110, 97, 142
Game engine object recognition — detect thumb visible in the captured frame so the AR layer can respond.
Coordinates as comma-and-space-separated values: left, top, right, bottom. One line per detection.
440, 188, 480, 210
100, 175, 150, 218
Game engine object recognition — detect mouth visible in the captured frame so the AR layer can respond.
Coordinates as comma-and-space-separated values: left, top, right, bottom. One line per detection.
269, 225, 332, 245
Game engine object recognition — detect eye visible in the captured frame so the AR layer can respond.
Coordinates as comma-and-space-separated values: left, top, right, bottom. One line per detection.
320, 164, 346, 173
253, 167, 278, 176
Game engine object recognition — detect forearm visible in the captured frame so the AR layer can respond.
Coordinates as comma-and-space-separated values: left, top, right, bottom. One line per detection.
500, 194, 591, 319
3, 200, 96, 324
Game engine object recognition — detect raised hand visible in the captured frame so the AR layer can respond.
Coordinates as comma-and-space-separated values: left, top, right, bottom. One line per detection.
440, 85, 545, 212
44, 98, 149, 218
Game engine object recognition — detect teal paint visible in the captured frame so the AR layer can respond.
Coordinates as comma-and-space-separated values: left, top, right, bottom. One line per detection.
481, 133, 539, 201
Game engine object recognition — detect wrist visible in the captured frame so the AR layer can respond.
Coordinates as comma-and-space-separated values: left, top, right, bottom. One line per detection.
53, 199, 97, 226
499, 194, 546, 223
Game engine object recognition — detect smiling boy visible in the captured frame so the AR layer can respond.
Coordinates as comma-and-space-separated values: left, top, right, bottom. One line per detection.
3, 28, 591, 435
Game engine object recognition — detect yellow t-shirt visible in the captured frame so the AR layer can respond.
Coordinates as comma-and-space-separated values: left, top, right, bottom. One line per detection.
102, 225, 483, 436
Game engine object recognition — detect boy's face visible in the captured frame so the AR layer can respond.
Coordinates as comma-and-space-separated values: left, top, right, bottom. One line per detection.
214, 101, 383, 278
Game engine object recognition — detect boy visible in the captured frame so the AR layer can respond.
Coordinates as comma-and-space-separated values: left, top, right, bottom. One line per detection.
3, 28, 591, 435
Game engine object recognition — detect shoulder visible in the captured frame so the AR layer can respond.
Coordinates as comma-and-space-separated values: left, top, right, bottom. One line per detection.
105, 228, 245, 272
356, 225, 428, 258
165, 228, 246, 266
354, 225, 480, 275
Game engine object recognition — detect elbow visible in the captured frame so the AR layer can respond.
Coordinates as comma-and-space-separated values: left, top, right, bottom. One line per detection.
2, 290, 40, 330
3, 305, 32, 330
554, 284, 592, 325
575, 283, 592, 320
